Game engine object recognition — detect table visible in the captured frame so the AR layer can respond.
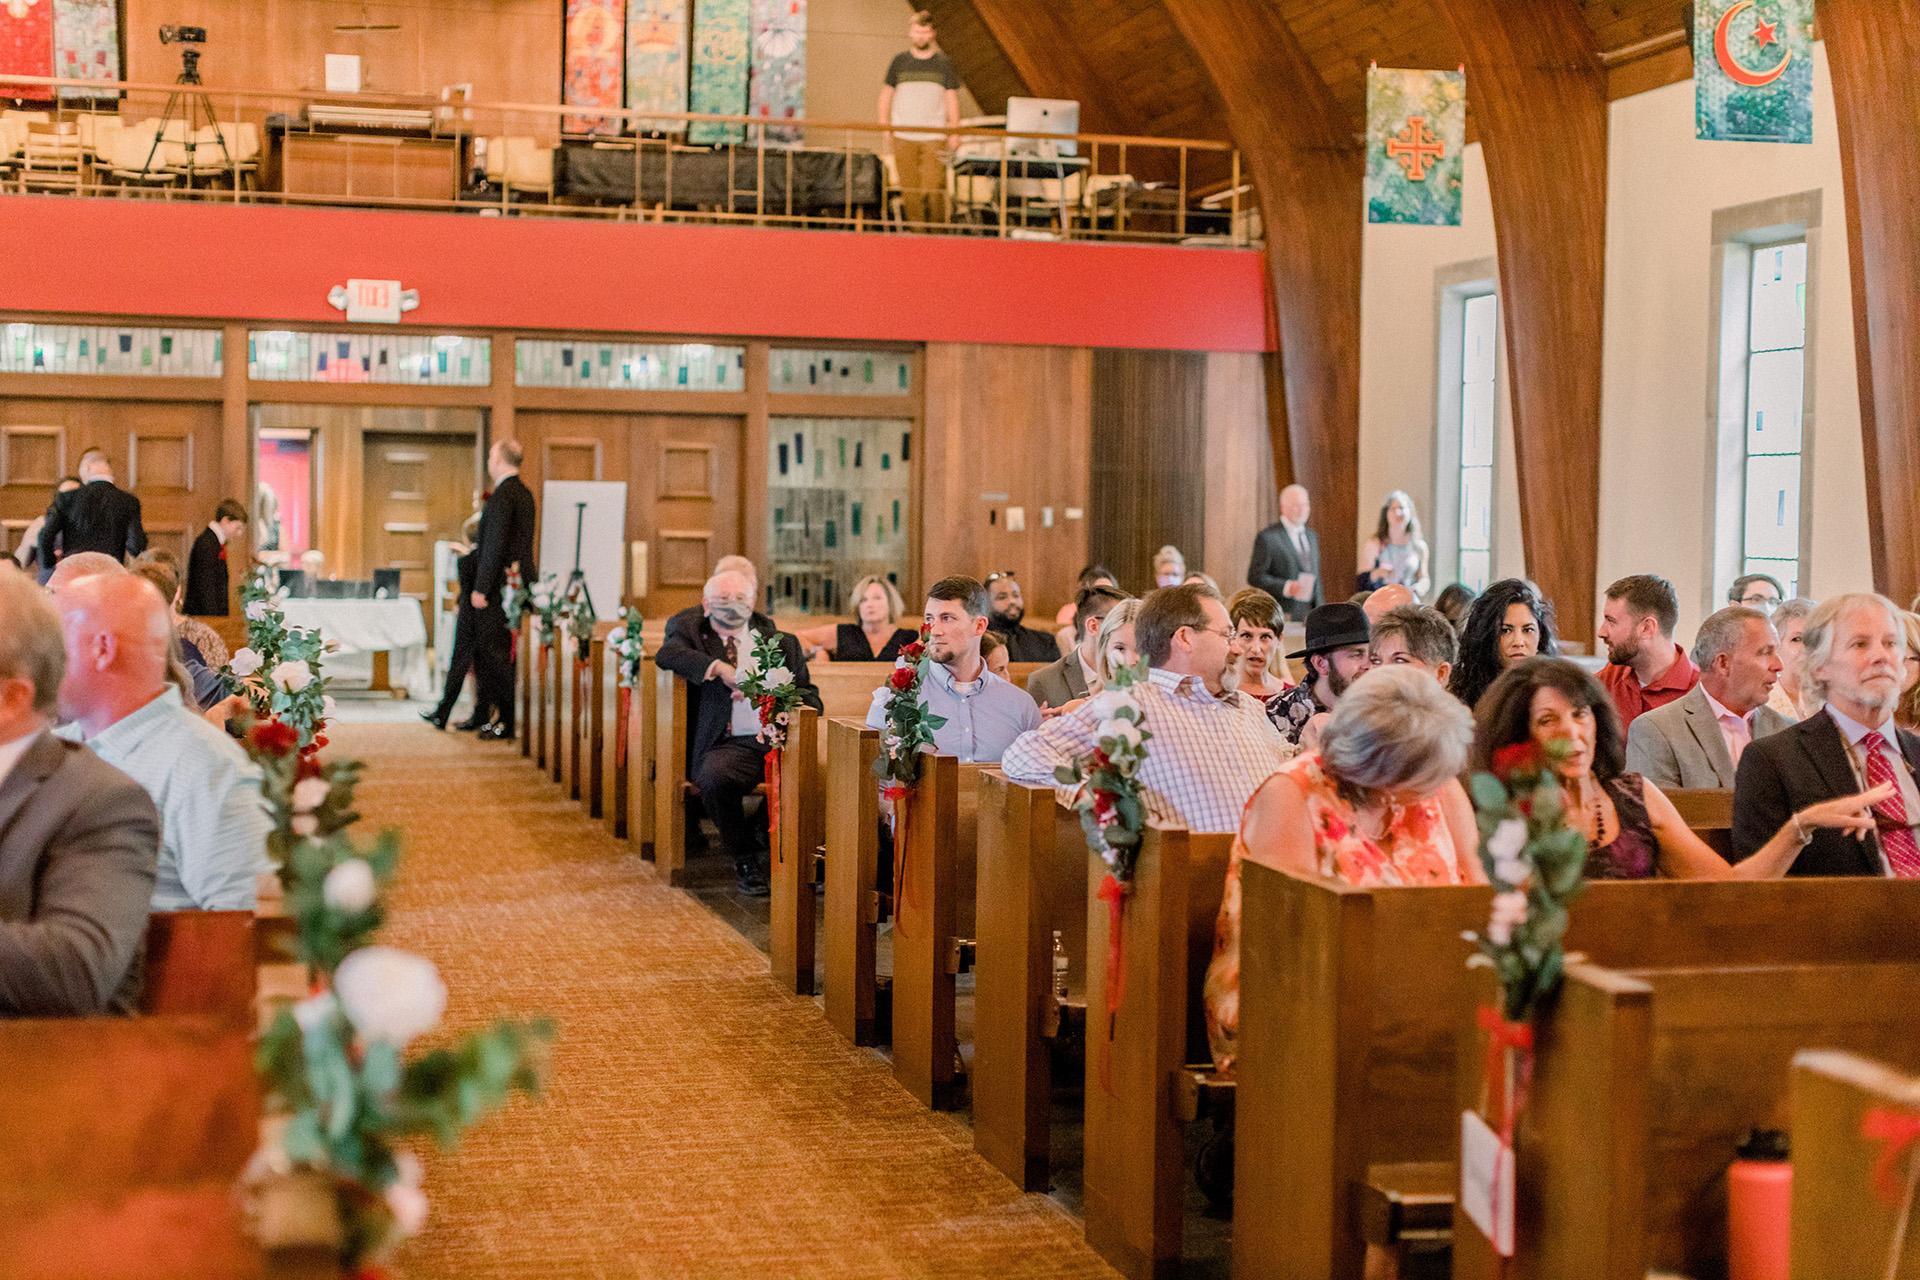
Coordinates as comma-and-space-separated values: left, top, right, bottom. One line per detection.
950, 153, 1092, 230
279, 598, 428, 698
266, 114, 468, 204
554, 142, 883, 216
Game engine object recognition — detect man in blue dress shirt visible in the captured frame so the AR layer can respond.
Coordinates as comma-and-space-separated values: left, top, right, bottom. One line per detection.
867, 575, 1039, 764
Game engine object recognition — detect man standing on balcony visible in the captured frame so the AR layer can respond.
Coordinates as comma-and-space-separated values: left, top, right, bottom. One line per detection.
878, 9, 960, 229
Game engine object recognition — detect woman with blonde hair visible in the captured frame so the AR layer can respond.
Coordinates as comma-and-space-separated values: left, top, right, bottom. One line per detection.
1898, 612, 1920, 732
1360, 489, 1431, 599
796, 574, 918, 663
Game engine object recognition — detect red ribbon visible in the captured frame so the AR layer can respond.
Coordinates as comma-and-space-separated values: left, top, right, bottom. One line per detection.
615, 686, 631, 771
764, 747, 783, 865
1863, 1106, 1920, 1204
885, 783, 911, 932
1096, 871, 1129, 1096
1477, 1005, 1536, 1141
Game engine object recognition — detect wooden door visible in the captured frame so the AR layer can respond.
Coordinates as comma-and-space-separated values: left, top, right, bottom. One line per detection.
361, 432, 478, 599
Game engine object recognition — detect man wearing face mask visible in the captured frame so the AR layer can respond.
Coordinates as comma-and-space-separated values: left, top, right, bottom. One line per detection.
983, 571, 1058, 664
657, 570, 822, 895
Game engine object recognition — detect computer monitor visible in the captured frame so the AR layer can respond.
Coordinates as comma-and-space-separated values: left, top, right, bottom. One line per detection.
1005, 97, 1080, 159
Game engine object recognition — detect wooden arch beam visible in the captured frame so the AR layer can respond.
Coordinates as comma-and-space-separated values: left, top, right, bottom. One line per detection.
1160, 0, 1363, 584
964, 0, 1145, 136
1823, 0, 1920, 596
1432, 0, 1608, 641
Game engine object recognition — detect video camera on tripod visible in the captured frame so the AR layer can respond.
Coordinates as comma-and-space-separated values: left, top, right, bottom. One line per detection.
141, 23, 230, 177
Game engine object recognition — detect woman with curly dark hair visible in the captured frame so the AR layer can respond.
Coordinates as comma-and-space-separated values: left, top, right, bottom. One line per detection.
1447, 577, 1560, 710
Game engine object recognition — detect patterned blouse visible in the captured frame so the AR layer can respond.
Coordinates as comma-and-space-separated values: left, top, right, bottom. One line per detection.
1265, 681, 1325, 747
1203, 752, 1465, 1073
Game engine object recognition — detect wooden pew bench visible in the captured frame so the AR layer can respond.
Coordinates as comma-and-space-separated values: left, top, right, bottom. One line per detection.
1230, 871, 1920, 1280
1789, 1049, 1920, 1279
824, 717, 884, 1044
1453, 957, 1920, 1280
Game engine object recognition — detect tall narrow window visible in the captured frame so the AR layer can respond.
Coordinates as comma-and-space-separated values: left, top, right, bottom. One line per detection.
1740, 240, 1807, 596
1457, 292, 1499, 593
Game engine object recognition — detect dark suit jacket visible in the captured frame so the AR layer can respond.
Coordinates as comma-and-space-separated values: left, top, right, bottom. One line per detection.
656, 612, 823, 764
1248, 522, 1321, 622
37, 479, 145, 572
0, 732, 160, 1016
1731, 708, 1920, 877
989, 620, 1060, 664
473, 473, 537, 602
182, 526, 230, 615
1026, 649, 1091, 711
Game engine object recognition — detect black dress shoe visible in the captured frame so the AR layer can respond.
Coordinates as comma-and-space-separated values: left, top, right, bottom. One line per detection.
421, 709, 450, 730
477, 723, 513, 742
454, 716, 487, 731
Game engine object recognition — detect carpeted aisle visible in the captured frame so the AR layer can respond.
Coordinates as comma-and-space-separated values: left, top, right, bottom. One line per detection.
332, 723, 1116, 1280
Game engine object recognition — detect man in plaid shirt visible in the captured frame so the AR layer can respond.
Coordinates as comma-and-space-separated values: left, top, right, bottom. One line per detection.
1002, 583, 1294, 833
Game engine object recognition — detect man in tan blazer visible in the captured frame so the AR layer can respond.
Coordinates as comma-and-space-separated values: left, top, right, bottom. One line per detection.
0, 567, 158, 1017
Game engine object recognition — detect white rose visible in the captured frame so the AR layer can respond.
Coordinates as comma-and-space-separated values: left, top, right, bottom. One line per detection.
385, 1182, 430, 1237
1096, 718, 1142, 749
765, 666, 794, 689
1486, 917, 1513, 947
1486, 818, 1528, 864
271, 660, 313, 693
291, 777, 330, 814
333, 947, 447, 1050
322, 858, 378, 914
291, 813, 318, 838
391, 1149, 423, 1188
1493, 857, 1530, 887
291, 991, 338, 1036
245, 599, 271, 622
1089, 689, 1129, 719
230, 647, 263, 678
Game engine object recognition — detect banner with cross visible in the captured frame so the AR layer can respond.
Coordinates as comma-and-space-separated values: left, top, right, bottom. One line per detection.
1366, 65, 1467, 227
1694, 0, 1811, 144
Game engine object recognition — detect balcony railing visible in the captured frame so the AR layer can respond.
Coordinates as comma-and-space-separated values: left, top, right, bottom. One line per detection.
0, 74, 1258, 247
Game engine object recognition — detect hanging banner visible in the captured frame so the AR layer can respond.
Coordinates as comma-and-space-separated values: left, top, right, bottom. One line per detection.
52, 0, 118, 100
564, 0, 626, 137
626, 0, 688, 134
688, 0, 750, 145
747, 0, 805, 147
0, 0, 55, 100
1365, 66, 1466, 227
1694, 0, 1812, 144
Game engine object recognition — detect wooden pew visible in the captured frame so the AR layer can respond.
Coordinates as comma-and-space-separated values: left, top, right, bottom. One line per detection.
890, 753, 988, 1109
651, 663, 693, 884
1453, 958, 1920, 1280
599, 631, 623, 836
141, 909, 259, 1029
1231, 872, 1920, 1280
1081, 823, 1234, 1280
823, 717, 882, 1044
562, 621, 610, 815
517, 615, 534, 759
548, 628, 568, 787
187, 613, 250, 656
973, 771, 1090, 1190
1668, 787, 1734, 858
1789, 1050, 1920, 1280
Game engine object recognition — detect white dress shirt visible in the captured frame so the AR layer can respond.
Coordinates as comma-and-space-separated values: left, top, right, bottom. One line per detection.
1078, 650, 1103, 697
1001, 666, 1295, 833
1824, 704, 1920, 877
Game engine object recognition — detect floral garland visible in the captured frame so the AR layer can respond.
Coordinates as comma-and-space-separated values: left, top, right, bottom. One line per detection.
501, 565, 528, 663
1051, 658, 1152, 1091
1461, 738, 1587, 1255
561, 575, 597, 667
608, 607, 645, 771
226, 568, 334, 752
243, 723, 552, 1273
869, 628, 946, 922
737, 631, 806, 866
527, 573, 564, 665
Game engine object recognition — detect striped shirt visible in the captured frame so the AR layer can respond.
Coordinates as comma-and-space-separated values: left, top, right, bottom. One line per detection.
1001, 667, 1296, 833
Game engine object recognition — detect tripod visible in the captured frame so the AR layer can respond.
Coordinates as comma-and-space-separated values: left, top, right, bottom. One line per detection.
139, 45, 232, 183
562, 502, 598, 660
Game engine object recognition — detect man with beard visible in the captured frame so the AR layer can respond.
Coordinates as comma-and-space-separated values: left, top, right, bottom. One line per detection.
1596, 573, 1697, 731
867, 575, 1039, 763
1267, 603, 1371, 747
982, 572, 1061, 663
1734, 593, 1920, 877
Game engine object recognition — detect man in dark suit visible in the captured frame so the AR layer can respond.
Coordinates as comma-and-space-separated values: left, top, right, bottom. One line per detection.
1248, 483, 1321, 623
36, 448, 145, 580
1734, 593, 1920, 878
470, 440, 538, 742
182, 499, 248, 617
656, 568, 822, 895
0, 569, 160, 1016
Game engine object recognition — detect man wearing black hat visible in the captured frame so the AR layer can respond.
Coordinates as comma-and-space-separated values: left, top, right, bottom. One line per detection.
1268, 602, 1371, 746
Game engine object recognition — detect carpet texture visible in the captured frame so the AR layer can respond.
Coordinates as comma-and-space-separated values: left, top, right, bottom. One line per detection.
332, 723, 1115, 1279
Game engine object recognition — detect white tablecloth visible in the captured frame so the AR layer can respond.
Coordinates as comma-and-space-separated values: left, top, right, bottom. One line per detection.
279, 598, 429, 697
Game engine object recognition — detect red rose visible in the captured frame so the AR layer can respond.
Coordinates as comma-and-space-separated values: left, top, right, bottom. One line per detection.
1491, 742, 1544, 782
901, 642, 924, 661
1088, 747, 1110, 771
1092, 789, 1117, 822
250, 719, 298, 757
888, 667, 915, 691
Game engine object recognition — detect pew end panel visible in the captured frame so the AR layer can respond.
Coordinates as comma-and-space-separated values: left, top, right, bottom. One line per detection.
624, 655, 657, 857
891, 755, 986, 1111
142, 909, 260, 1030
771, 704, 824, 996
651, 663, 691, 885
549, 630, 569, 787
518, 615, 534, 761
973, 773, 1090, 1191
824, 717, 882, 1045
1788, 1050, 1920, 1280
1081, 824, 1233, 1280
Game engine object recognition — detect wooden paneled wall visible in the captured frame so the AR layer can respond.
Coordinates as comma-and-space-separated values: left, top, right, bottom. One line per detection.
1088, 349, 1207, 595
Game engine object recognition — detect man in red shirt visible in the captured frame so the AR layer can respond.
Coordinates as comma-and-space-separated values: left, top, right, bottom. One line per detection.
1597, 573, 1698, 730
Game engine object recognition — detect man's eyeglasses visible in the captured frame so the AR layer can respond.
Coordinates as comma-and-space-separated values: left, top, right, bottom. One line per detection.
1739, 594, 1780, 612
1186, 624, 1236, 641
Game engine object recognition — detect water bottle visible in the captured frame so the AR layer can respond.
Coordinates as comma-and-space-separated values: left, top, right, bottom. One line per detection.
1052, 930, 1069, 998
1727, 1128, 1791, 1280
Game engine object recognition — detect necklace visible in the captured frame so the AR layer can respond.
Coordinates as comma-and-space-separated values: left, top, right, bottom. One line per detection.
1583, 779, 1611, 850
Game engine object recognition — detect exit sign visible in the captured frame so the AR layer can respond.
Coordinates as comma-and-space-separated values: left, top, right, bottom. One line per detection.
343, 278, 403, 324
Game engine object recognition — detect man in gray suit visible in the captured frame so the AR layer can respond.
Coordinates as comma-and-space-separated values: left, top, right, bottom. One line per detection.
1028, 584, 1129, 713
0, 567, 159, 1017
1626, 605, 1793, 790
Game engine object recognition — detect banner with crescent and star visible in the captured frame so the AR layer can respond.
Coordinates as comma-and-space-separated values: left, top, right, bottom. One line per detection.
1365, 66, 1466, 227
1694, 0, 1812, 144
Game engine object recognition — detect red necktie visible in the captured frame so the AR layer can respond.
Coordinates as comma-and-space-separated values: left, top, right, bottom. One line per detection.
1861, 732, 1920, 878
